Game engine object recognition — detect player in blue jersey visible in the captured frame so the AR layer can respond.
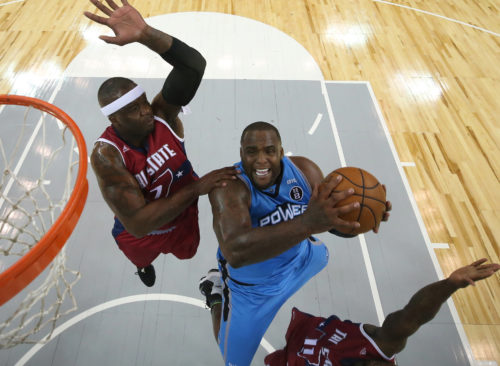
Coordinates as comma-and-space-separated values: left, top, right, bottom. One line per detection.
200, 121, 391, 366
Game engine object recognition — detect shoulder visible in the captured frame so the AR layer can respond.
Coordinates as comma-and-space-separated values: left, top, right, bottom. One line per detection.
362, 324, 397, 359
154, 116, 184, 142
92, 140, 122, 159
209, 177, 250, 209
91, 141, 126, 175
362, 323, 379, 338
289, 156, 324, 187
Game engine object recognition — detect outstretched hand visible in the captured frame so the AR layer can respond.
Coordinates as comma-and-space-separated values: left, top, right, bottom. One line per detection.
84, 0, 148, 45
303, 174, 360, 234
195, 166, 239, 196
448, 258, 500, 288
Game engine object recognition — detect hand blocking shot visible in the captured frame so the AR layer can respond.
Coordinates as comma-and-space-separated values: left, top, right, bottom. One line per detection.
85, 0, 237, 287
199, 122, 391, 366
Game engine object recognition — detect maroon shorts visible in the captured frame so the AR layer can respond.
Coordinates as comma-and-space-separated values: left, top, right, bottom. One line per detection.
114, 204, 200, 268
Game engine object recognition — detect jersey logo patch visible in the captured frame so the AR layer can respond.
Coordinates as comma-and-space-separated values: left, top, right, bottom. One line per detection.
290, 186, 304, 201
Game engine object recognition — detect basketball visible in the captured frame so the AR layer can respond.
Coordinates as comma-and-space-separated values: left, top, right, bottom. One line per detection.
329, 167, 386, 236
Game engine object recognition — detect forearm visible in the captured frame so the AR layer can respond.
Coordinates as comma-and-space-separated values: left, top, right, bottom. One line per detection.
222, 216, 312, 268
138, 25, 173, 54
403, 279, 457, 324
382, 279, 458, 340
121, 182, 199, 237
159, 35, 206, 106
139, 25, 206, 71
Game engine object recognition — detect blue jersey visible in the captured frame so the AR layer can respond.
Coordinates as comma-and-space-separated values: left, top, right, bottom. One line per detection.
217, 156, 313, 289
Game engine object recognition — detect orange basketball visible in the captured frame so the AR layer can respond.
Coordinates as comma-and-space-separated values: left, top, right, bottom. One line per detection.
329, 167, 386, 236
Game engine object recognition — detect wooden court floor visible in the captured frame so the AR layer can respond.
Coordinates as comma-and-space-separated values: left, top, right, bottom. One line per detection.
0, 0, 498, 363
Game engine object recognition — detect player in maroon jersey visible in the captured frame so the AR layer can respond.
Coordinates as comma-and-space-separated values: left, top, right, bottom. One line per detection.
263, 258, 499, 365
85, 0, 237, 286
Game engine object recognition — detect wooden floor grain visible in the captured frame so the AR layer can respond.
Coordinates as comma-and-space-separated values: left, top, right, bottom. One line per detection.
0, 0, 498, 363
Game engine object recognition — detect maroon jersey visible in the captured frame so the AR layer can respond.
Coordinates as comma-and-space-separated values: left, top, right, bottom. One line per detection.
265, 308, 396, 366
97, 116, 198, 237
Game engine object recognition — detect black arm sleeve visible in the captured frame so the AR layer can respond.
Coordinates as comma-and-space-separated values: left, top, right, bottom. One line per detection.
160, 37, 207, 106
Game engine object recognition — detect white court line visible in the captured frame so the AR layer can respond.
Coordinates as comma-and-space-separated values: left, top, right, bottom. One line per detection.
0, 120, 44, 211
432, 243, 450, 249
475, 361, 498, 366
364, 81, 475, 365
260, 338, 275, 353
325, 81, 368, 84
308, 113, 323, 135
373, 0, 500, 37
0, 79, 65, 211
359, 235, 385, 324
321, 81, 385, 325
321, 81, 346, 167
401, 162, 416, 167
0, 0, 24, 7
16, 294, 275, 365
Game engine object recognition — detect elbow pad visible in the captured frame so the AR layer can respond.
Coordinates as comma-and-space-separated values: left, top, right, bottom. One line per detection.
160, 37, 207, 106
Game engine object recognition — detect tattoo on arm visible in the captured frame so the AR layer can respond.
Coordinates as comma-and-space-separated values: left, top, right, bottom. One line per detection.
209, 181, 251, 263
91, 144, 146, 219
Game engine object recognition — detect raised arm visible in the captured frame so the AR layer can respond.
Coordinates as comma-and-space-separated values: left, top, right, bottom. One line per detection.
210, 170, 361, 268
84, 0, 206, 136
367, 258, 500, 356
92, 142, 236, 237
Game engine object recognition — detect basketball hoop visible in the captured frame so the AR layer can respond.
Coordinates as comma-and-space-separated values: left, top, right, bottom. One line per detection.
0, 95, 88, 348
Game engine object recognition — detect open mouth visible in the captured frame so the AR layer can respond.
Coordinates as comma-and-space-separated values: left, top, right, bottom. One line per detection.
255, 168, 270, 177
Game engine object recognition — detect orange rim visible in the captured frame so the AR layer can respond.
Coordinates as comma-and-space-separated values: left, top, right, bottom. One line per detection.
0, 95, 88, 306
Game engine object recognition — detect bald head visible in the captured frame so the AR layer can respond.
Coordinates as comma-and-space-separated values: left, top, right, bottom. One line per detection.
240, 121, 281, 145
97, 77, 137, 108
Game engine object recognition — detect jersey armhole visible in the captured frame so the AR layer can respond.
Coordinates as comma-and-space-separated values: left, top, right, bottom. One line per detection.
95, 138, 126, 165
154, 115, 185, 142
359, 323, 395, 362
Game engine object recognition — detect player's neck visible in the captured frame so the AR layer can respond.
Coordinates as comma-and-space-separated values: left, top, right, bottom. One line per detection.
113, 126, 148, 149
124, 135, 148, 149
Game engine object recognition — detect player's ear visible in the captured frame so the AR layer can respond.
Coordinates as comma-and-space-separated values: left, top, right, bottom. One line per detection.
108, 113, 123, 130
108, 114, 118, 125
240, 147, 243, 159
280, 147, 284, 158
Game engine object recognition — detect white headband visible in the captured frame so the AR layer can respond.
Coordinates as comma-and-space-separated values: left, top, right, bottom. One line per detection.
101, 85, 145, 116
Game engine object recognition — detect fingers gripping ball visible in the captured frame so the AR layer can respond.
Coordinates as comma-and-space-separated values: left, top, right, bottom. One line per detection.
331, 167, 386, 236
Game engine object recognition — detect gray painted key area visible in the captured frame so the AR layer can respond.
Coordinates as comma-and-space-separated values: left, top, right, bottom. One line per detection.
326, 82, 469, 365
0, 78, 470, 366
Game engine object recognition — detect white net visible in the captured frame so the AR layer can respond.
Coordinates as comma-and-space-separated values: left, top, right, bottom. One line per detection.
0, 101, 84, 348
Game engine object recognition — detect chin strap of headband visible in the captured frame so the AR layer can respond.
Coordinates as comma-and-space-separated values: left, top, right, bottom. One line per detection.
100, 85, 145, 116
